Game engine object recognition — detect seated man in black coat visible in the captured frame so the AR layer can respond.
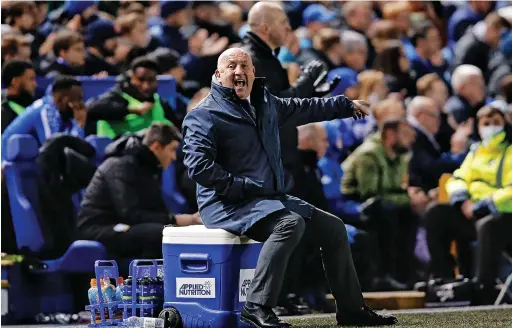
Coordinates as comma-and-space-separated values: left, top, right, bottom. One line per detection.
77, 123, 202, 259
407, 96, 470, 214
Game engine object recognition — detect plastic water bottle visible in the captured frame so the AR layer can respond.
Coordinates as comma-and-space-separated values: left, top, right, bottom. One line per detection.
138, 277, 154, 317
123, 276, 134, 317
125, 316, 165, 328
101, 278, 116, 320
154, 276, 164, 314
87, 279, 99, 324
102, 277, 116, 303
116, 277, 124, 319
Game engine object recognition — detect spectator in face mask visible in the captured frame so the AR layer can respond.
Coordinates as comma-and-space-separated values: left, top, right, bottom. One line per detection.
84, 19, 119, 76
426, 104, 512, 305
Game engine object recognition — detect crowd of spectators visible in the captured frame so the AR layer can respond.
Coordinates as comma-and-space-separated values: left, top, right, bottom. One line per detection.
2, 0, 512, 314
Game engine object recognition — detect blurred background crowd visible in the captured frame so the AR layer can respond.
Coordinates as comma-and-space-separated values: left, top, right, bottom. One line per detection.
1, 0, 512, 316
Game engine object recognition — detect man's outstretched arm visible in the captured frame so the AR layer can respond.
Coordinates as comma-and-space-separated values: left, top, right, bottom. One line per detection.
272, 92, 369, 127
182, 108, 264, 201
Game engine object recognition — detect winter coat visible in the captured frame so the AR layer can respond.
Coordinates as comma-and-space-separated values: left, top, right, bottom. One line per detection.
77, 133, 171, 241
182, 77, 355, 235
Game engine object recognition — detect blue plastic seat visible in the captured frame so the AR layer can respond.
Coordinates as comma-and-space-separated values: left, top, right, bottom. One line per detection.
3, 134, 106, 273
85, 135, 113, 167
162, 163, 188, 214
38, 76, 177, 104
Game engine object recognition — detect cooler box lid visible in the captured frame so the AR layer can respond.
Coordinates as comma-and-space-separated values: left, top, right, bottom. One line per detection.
162, 225, 259, 245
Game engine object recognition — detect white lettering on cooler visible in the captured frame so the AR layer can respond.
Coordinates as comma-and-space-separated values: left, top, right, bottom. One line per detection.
176, 278, 216, 298
239, 269, 256, 302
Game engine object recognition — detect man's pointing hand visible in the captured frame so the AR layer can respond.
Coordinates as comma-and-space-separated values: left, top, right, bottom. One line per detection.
352, 100, 371, 120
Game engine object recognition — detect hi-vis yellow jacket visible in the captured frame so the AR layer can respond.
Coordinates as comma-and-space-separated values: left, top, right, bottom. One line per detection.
446, 131, 512, 214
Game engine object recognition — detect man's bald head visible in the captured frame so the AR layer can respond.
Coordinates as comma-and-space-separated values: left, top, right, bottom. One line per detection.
217, 48, 253, 69
215, 48, 255, 100
408, 96, 440, 134
247, 1, 290, 49
248, 2, 283, 27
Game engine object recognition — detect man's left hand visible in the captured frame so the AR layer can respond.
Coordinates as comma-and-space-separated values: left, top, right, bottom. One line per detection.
69, 101, 87, 127
352, 100, 370, 119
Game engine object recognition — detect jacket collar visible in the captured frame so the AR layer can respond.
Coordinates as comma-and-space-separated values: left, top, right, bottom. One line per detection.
210, 75, 266, 103
243, 32, 280, 57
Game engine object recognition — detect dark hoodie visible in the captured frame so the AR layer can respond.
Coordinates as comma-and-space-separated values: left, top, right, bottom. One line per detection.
77, 133, 171, 241
85, 76, 182, 136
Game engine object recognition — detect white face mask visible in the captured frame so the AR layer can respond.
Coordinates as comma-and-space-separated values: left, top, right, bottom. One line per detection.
479, 125, 504, 142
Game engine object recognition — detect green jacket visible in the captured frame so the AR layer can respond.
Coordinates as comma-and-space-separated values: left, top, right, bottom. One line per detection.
341, 133, 410, 207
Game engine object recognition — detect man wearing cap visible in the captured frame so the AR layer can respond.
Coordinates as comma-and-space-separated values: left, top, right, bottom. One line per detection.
152, 1, 191, 55
301, 4, 338, 49
84, 19, 119, 76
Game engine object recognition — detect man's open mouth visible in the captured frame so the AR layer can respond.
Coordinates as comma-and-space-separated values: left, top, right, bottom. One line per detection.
235, 79, 246, 87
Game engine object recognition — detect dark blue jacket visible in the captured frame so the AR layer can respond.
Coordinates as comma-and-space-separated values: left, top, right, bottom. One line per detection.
182, 78, 355, 235
447, 5, 483, 48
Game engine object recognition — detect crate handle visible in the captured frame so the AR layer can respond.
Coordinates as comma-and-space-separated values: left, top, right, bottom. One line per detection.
179, 253, 210, 273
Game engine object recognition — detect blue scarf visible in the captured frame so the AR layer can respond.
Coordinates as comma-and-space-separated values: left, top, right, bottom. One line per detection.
41, 96, 84, 140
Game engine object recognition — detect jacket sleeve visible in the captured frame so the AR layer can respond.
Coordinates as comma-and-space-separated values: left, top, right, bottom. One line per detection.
408, 147, 463, 190
446, 149, 474, 205
182, 108, 263, 201
86, 91, 130, 122
474, 147, 512, 215
356, 153, 410, 206
271, 93, 354, 127
104, 164, 170, 225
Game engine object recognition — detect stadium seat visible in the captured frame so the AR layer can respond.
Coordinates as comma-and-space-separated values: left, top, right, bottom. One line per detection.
438, 173, 452, 203
3, 134, 106, 272
37, 76, 177, 104
85, 135, 113, 167
162, 163, 189, 214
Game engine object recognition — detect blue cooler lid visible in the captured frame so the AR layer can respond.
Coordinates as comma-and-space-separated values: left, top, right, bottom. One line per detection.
162, 225, 259, 245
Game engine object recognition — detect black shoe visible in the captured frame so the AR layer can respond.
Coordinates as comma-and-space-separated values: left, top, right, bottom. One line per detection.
272, 306, 289, 317
281, 294, 311, 316
337, 305, 398, 326
374, 275, 408, 291
241, 303, 292, 328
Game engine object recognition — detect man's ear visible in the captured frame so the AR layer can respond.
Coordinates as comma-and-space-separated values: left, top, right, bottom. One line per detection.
10, 76, 20, 89
215, 69, 221, 81
252, 66, 255, 74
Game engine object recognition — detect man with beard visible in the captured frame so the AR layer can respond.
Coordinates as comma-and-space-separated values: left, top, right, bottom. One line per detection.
182, 47, 397, 327
342, 118, 418, 290
85, 57, 181, 138
84, 19, 119, 76
1, 60, 37, 132
1, 76, 87, 160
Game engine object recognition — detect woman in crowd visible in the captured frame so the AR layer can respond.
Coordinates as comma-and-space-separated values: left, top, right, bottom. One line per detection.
426, 103, 512, 305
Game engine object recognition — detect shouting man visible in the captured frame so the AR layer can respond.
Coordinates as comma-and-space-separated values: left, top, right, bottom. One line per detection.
182, 48, 397, 327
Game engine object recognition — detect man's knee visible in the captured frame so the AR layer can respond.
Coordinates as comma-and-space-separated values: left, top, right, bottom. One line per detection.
475, 214, 500, 236
275, 212, 305, 241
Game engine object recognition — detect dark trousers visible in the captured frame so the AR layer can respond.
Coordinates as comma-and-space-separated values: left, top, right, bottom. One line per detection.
244, 208, 364, 312
426, 204, 512, 283
101, 223, 165, 259
363, 204, 419, 282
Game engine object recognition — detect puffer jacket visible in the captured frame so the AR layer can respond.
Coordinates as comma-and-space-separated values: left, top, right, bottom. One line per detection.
447, 130, 512, 214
